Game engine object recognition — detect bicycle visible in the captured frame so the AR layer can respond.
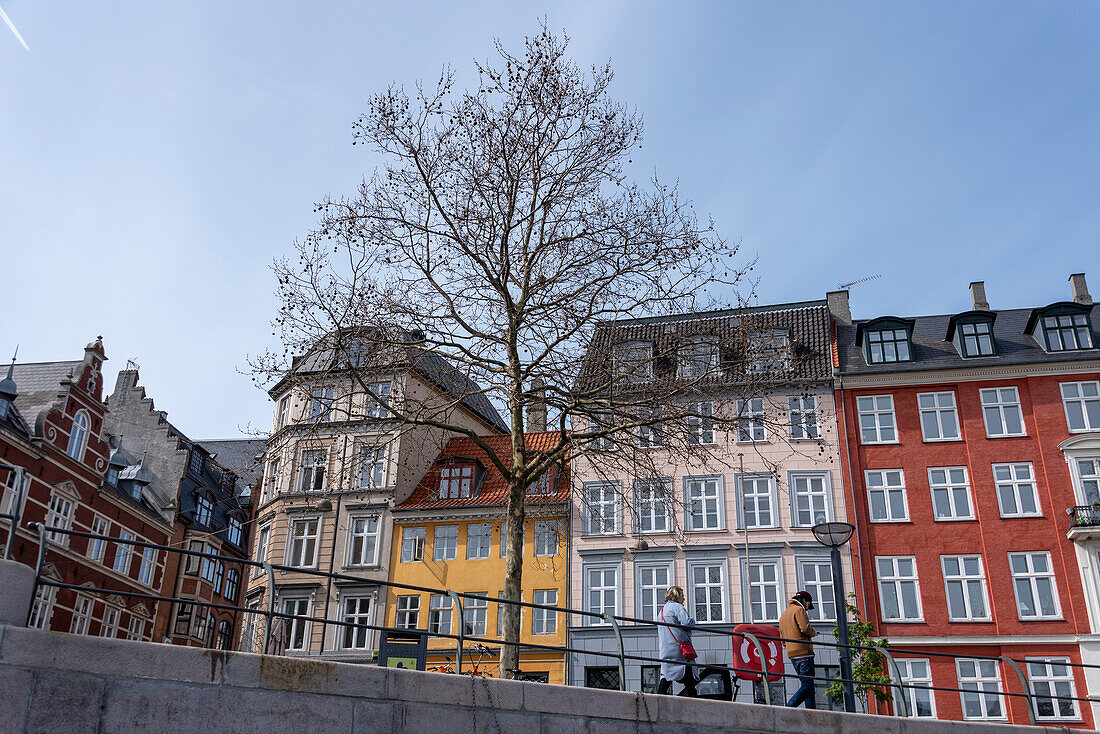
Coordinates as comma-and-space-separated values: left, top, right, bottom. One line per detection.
465, 643, 495, 677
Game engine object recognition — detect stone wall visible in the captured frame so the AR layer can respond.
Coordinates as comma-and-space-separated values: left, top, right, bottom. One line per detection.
0, 624, 1046, 734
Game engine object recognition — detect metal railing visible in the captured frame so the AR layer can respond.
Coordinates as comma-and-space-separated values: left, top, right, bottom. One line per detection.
18, 523, 1100, 727
1069, 505, 1100, 530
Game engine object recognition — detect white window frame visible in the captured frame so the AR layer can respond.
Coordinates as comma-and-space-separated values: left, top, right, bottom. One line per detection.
87, 515, 109, 562
297, 449, 327, 493
466, 522, 491, 560
427, 593, 453, 635
738, 474, 775, 530
100, 606, 119, 638
532, 589, 558, 635
686, 402, 715, 445
865, 469, 909, 522
788, 395, 819, 440
275, 396, 289, 429
796, 558, 836, 623
137, 547, 156, 585
993, 463, 1041, 518
308, 386, 334, 422
1061, 381, 1100, 433
866, 328, 911, 363
462, 593, 488, 636
636, 563, 672, 622
918, 391, 960, 442
253, 524, 271, 576
439, 464, 475, 499
684, 476, 723, 531
67, 410, 89, 460
959, 320, 995, 357
395, 595, 420, 629
287, 517, 320, 568
281, 597, 311, 651
634, 478, 671, 534
433, 525, 458, 561
346, 515, 381, 567
357, 444, 387, 489
737, 398, 766, 443
113, 530, 134, 574
533, 520, 559, 557
857, 395, 898, 444
401, 526, 426, 562
789, 471, 832, 527
1041, 313, 1094, 352
746, 559, 783, 624
956, 659, 1005, 720
896, 659, 937, 718
1008, 551, 1062, 620
613, 341, 653, 383
584, 565, 619, 625
876, 556, 923, 622
980, 387, 1026, 438
194, 494, 214, 526
678, 337, 719, 380
687, 560, 728, 624
70, 594, 92, 635
28, 585, 55, 630
44, 493, 75, 544
127, 615, 146, 641
582, 481, 620, 535
1026, 658, 1080, 721
941, 555, 991, 622
364, 382, 392, 419
928, 467, 975, 521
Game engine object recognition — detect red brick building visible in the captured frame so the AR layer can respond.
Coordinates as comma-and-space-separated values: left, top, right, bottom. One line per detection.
830, 276, 1099, 727
0, 338, 174, 641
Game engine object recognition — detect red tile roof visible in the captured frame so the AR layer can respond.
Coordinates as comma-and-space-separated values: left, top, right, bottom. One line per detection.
395, 432, 570, 510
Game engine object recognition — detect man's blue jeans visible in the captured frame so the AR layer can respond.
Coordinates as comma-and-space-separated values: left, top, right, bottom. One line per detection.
786, 655, 816, 709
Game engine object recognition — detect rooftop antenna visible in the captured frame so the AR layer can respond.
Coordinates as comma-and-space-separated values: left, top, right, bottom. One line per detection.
837, 274, 882, 290
126, 359, 141, 371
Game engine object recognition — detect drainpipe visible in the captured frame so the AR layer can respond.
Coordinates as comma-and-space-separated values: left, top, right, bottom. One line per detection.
836, 375, 870, 617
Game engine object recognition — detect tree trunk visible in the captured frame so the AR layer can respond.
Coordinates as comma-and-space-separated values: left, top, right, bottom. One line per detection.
501, 398, 526, 678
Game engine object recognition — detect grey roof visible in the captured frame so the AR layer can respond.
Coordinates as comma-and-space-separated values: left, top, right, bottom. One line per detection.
198, 439, 267, 488
10, 361, 82, 430
837, 303, 1100, 375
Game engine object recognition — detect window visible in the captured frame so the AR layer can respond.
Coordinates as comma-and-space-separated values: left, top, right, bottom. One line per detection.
685, 476, 722, 531
352, 445, 386, 490
612, 341, 653, 383
87, 515, 109, 562
532, 589, 557, 635
1009, 552, 1061, 619
583, 482, 619, 535
264, 458, 280, 500
138, 547, 156, 585
896, 659, 936, 718
688, 562, 726, 623
212, 562, 224, 595
588, 412, 616, 451
746, 330, 791, 374
957, 659, 1004, 720
200, 546, 217, 582
347, 516, 380, 566
462, 594, 488, 636
297, 449, 327, 493
1027, 659, 1079, 721
44, 494, 74, 543
866, 328, 911, 363
427, 594, 452, 635
1077, 458, 1100, 504
958, 320, 995, 357
193, 613, 209, 645
585, 667, 621, 690
747, 561, 782, 623
70, 595, 92, 635
796, 559, 835, 622
686, 402, 714, 445
679, 337, 719, 380
224, 568, 240, 600
788, 396, 818, 439
395, 595, 420, 629
876, 556, 923, 622
215, 620, 232, 650
585, 566, 618, 623
1041, 313, 1094, 352
183, 540, 203, 575
1062, 382, 1100, 432
498, 521, 523, 558
99, 606, 119, 638
433, 525, 458, 561
340, 596, 372, 649
189, 449, 204, 477
276, 396, 289, 429
364, 382, 392, 419
993, 463, 1040, 518
401, 526, 425, 562
739, 475, 774, 529
637, 564, 671, 621
67, 410, 89, 460
865, 469, 909, 522
534, 520, 559, 557
174, 602, 192, 636
466, 523, 491, 560
309, 387, 334, 422
0, 468, 18, 515
253, 524, 271, 576
636, 412, 665, 449
288, 518, 320, 567
282, 598, 311, 651
128, 616, 146, 641
496, 592, 523, 637
941, 555, 990, 621
857, 395, 897, 444
928, 467, 974, 520
226, 516, 244, 547
918, 392, 960, 441
737, 398, 766, 442
634, 479, 671, 533
113, 530, 134, 574
194, 494, 213, 527
530, 468, 556, 495
980, 387, 1025, 438
790, 472, 831, 527
28, 586, 54, 629
439, 465, 474, 499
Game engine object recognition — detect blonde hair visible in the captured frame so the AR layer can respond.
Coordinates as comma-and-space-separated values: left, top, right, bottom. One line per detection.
664, 586, 684, 603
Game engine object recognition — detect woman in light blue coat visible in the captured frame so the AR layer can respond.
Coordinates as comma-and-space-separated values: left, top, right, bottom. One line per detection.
656, 586, 698, 696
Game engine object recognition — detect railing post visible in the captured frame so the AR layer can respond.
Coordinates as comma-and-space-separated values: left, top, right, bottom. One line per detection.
263, 561, 275, 654
448, 591, 464, 675
24, 521, 48, 626
604, 613, 626, 691
739, 631, 772, 705
1000, 656, 1037, 726
875, 646, 909, 717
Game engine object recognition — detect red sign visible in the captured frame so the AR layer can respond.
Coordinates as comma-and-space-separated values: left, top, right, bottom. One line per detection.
732, 624, 783, 682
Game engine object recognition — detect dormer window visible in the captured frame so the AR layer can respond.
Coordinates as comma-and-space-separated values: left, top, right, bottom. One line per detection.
745, 330, 791, 374
106, 467, 119, 486
1042, 312, 1093, 352
859, 319, 914, 364
226, 515, 244, 547
195, 494, 214, 527
612, 341, 653, 383
439, 464, 475, 499
188, 450, 204, 478
679, 337, 719, 380
947, 313, 997, 358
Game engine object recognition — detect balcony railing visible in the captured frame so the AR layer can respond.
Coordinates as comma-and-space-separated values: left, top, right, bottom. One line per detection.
1068, 505, 1100, 531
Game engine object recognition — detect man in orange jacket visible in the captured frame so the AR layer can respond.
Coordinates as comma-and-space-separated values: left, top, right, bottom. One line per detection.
778, 590, 818, 708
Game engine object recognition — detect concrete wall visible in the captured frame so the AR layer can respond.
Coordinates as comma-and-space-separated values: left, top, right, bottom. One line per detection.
0, 624, 1048, 734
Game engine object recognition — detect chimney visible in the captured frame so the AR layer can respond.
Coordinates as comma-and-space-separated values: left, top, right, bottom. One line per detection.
1070, 273, 1093, 306
526, 378, 547, 432
827, 290, 851, 325
969, 281, 990, 311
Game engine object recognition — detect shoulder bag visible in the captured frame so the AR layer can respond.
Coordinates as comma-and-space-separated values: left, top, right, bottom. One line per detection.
660, 608, 698, 661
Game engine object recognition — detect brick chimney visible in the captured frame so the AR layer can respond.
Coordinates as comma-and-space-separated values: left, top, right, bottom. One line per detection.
969, 282, 990, 311
1069, 273, 1093, 306
826, 290, 851, 325
526, 378, 547, 432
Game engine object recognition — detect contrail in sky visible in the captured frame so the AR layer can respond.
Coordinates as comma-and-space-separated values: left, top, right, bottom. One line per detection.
0, 4, 30, 51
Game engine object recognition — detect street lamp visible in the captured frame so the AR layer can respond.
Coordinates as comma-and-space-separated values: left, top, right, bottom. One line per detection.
811, 521, 856, 713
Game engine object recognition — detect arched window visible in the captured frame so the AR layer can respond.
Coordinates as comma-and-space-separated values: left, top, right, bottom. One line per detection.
67, 411, 89, 460
215, 620, 233, 650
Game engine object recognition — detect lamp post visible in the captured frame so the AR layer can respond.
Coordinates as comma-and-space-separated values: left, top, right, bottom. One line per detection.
812, 521, 856, 713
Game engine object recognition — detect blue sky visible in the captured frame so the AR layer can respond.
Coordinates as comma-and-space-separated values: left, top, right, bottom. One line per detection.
2, 2, 1098, 438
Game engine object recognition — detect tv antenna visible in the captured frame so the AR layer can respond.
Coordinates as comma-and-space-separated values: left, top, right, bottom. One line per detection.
837, 274, 882, 290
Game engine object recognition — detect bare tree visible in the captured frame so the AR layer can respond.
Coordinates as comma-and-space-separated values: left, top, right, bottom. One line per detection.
255, 26, 821, 675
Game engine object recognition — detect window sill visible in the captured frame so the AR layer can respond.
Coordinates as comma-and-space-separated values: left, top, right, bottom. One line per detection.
946, 619, 994, 624
869, 518, 913, 524
860, 440, 901, 446
932, 517, 978, 522
921, 437, 963, 443
999, 514, 1045, 520
685, 527, 726, 533
984, 434, 1029, 440
881, 619, 925, 624
1016, 616, 1065, 622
